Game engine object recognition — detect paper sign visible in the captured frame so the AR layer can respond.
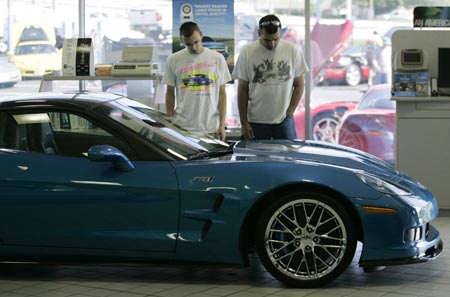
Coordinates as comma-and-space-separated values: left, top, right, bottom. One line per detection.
62, 38, 94, 76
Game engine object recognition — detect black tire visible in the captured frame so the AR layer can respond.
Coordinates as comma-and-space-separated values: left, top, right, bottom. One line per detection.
255, 191, 357, 287
345, 64, 362, 86
312, 112, 339, 143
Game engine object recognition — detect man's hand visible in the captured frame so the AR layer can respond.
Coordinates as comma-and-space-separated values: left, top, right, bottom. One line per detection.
241, 122, 255, 140
217, 126, 226, 141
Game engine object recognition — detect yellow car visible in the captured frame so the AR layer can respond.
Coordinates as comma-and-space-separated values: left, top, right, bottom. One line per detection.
10, 41, 61, 79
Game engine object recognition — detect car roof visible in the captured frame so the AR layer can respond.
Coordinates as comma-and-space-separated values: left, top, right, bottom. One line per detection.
0, 91, 126, 110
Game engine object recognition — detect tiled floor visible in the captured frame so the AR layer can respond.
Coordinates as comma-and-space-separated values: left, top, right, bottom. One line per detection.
0, 214, 449, 297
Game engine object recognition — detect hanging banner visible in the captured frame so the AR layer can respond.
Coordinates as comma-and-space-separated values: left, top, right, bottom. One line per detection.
172, 0, 234, 71
414, 7, 450, 27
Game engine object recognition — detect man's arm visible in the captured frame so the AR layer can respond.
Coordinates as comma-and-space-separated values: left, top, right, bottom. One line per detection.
237, 79, 254, 139
165, 85, 175, 116
286, 75, 305, 117
217, 84, 227, 140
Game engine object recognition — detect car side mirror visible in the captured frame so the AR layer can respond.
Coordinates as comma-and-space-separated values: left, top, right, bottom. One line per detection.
88, 145, 135, 172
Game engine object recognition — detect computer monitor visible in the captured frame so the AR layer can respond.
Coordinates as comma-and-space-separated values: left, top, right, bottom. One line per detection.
438, 48, 450, 95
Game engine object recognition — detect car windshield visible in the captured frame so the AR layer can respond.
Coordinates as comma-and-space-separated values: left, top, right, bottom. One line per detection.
102, 98, 230, 160
341, 45, 364, 56
357, 87, 395, 110
15, 44, 57, 55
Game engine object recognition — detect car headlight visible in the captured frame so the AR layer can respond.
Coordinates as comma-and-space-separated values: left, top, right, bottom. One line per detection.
355, 172, 411, 196
356, 172, 434, 222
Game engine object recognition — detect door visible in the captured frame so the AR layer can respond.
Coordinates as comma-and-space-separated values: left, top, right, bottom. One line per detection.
0, 111, 179, 252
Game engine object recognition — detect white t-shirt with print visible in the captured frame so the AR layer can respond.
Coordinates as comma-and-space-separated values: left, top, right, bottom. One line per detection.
163, 47, 232, 135
232, 39, 308, 124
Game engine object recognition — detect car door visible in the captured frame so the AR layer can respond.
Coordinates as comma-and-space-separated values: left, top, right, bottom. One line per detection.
0, 111, 179, 252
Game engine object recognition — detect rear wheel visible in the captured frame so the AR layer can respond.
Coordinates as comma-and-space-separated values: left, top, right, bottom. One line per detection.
255, 191, 357, 287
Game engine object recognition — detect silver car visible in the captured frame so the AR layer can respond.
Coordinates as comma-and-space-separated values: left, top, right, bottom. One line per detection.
0, 61, 21, 88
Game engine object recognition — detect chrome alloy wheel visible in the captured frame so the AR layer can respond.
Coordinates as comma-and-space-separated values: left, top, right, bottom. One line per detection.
264, 199, 348, 281
313, 116, 339, 143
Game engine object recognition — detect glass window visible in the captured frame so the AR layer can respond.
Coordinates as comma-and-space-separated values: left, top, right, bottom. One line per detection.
15, 44, 58, 55
0, 110, 133, 159
18, 26, 49, 42
0, 0, 416, 162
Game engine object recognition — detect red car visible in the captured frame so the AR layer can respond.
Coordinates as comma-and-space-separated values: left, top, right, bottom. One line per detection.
224, 98, 357, 143
336, 84, 395, 163
294, 98, 357, 143
319, 45, 371, 86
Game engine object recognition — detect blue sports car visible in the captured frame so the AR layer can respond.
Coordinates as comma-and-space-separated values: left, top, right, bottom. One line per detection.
0, 92, 443, 287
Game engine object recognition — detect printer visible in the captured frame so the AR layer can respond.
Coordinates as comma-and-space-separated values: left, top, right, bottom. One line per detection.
111, 46, 159, 76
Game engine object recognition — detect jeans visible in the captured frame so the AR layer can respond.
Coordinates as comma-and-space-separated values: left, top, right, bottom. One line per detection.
250, 116, 297, 140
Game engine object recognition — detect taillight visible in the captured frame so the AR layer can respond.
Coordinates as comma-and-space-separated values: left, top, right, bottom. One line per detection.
157, 12, 162, 21
367, 117, 385, 131
346, 116, 363, 132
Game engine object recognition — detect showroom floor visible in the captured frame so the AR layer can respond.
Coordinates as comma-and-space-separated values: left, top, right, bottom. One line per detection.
0, 212, 449, 297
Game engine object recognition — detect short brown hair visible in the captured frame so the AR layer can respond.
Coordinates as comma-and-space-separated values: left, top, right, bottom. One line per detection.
179, 21, 201, 38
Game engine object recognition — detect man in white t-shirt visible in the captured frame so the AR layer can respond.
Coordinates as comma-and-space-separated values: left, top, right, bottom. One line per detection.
163, 22, 232, 140
232, 14, 309, 140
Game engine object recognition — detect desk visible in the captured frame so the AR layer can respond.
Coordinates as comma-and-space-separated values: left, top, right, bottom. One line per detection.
393, 96, 450, 209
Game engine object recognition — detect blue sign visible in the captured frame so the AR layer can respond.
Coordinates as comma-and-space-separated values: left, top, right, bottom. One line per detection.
172, 0, 235, 69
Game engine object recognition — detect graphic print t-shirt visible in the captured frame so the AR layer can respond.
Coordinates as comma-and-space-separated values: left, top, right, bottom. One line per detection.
163, 48, 231, 135
232, 39, 308, 124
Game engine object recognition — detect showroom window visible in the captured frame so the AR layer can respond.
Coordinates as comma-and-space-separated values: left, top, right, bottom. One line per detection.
0, 0, 443, 165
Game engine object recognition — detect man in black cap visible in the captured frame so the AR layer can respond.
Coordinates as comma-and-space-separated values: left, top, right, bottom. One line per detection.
232, 14, 309, 140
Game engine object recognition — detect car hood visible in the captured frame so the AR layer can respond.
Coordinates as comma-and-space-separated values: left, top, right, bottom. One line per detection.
0, 62, 20, 73
233, 139, 398, 176
0, 63, 21, 79
231, 140, 432, 200
13, 54, 60, 67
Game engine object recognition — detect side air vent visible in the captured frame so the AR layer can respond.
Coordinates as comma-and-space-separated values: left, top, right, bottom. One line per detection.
201, 220, 212, 240
212, 195, 224, 213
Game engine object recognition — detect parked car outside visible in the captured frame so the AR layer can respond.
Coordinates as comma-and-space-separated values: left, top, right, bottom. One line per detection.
375, 7, 413, 21
127, 6, 163, 41
337, 84, 395, 164
0, 61, 21, 88
1, 91, 441, 288
0, 41, 7, 53
318, 45, 371, 86
14, 23, 57, 46
10, 40, 61, 79
294, 97, 358, 143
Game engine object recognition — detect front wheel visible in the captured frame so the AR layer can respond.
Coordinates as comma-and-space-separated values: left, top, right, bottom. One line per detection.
255, 191, 357, 287
312, 113, 339, 143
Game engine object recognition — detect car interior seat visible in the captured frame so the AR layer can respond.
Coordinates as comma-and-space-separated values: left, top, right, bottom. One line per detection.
1, 115, 27, 151
26, 122, 60, 154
